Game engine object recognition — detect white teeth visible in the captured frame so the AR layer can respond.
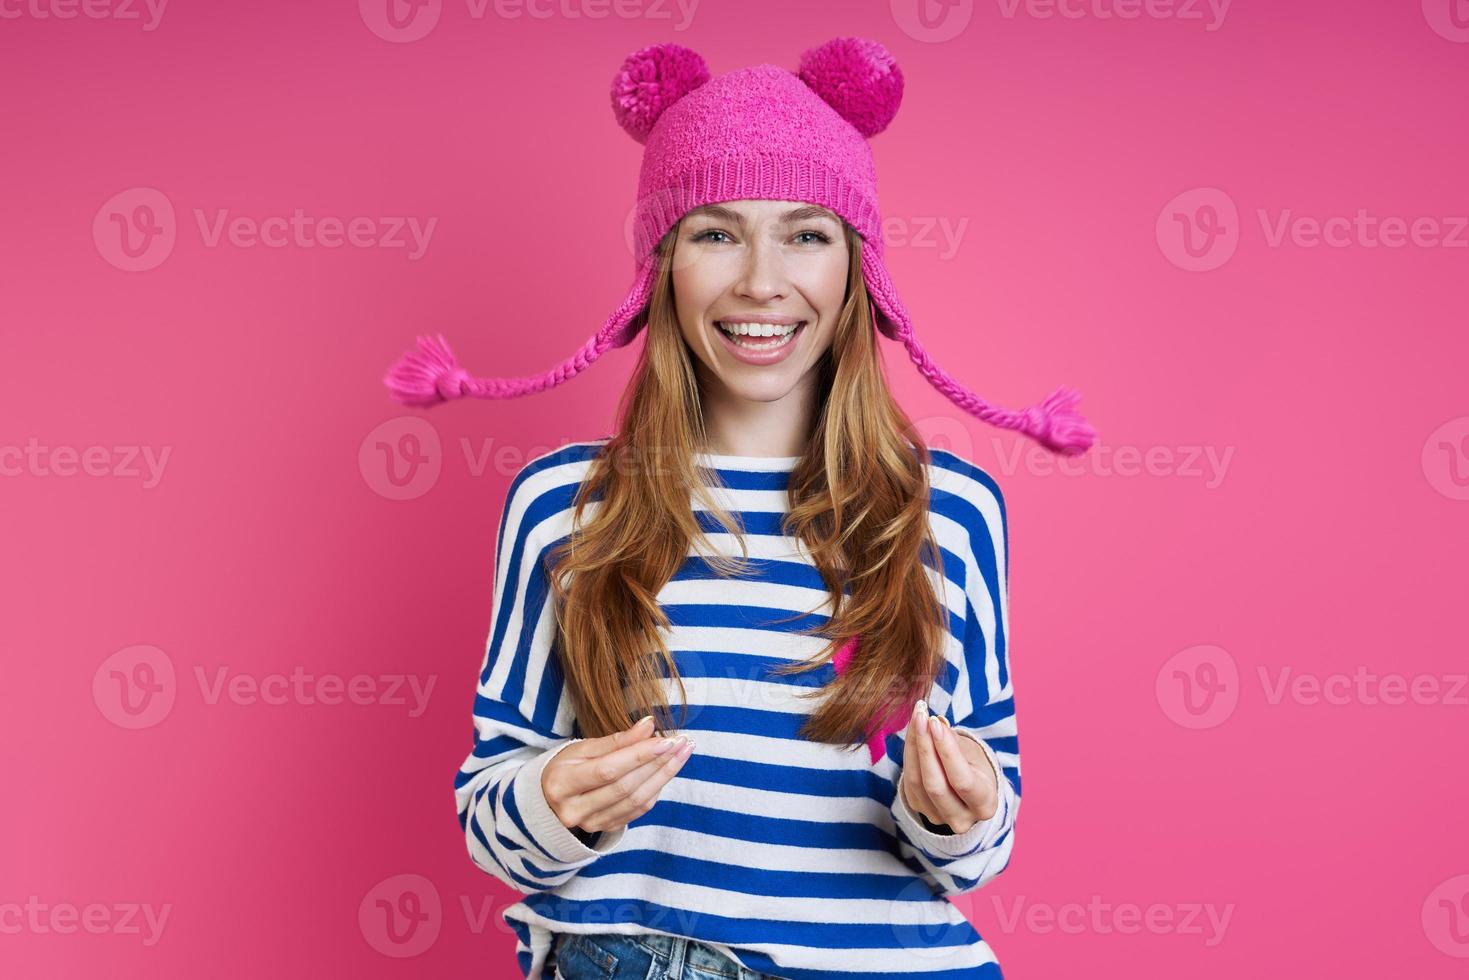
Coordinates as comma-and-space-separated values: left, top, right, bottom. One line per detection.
717, 321, 800, 337
722, 330, 797, 351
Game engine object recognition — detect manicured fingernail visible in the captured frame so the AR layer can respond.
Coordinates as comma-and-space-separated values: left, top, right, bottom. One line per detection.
654, 738, 675, 754
928, 715, 946, 739
915, 699, 927, 720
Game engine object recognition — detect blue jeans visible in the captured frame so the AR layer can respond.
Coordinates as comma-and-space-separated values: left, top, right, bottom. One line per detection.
549, 930, 782, 980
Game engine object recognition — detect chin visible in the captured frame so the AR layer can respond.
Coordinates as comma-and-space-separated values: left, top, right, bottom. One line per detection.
718, 375, 800, 403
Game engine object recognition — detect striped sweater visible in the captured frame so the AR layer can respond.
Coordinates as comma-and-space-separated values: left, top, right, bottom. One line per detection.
453, 438, 1020, 979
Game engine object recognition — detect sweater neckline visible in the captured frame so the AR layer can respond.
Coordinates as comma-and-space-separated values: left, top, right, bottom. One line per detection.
693, 451, 801, 470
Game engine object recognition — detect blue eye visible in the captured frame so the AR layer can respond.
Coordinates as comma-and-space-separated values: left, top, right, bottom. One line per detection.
691, 229, 731, 244
795, 230, 833, 245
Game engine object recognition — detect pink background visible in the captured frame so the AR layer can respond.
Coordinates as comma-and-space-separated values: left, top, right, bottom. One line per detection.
3, 0, 1467, 976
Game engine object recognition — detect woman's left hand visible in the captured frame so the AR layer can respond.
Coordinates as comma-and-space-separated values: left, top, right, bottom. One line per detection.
898, 699, 998, 835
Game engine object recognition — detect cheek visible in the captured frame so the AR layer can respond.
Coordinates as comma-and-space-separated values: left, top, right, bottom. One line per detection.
671, 263, 725, 337
670, 278, 703, 345
802, 251, 851, 309
798, 255, 851, 345
803, 319, 840, 360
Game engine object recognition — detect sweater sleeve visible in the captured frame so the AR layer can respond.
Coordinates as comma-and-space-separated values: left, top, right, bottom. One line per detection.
452, 457, 626, 893
890, 468, 1019, 897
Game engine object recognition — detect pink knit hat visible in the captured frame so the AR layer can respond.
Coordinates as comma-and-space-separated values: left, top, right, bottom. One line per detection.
384, 37, 1096, 456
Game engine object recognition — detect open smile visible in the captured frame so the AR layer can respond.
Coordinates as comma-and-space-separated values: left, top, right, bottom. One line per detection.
714, 320, 807, 364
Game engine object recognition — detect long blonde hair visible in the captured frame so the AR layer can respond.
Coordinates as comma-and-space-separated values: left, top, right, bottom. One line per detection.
545, 218, 948, 754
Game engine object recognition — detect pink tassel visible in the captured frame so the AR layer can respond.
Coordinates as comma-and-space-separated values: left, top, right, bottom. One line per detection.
383, 334, 472, 407
1022, 385, 1097, 456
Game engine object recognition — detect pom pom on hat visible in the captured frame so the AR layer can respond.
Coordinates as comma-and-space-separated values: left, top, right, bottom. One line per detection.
611, 43, 711, 143
797, 36, 904, 138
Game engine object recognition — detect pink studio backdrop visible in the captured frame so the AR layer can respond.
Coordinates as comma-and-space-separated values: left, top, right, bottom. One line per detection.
2, 1, 1466, 977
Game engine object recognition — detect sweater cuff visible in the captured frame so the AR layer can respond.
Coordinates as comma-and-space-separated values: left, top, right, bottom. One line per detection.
510, 738, 627, 865
892, 729, 1009, 859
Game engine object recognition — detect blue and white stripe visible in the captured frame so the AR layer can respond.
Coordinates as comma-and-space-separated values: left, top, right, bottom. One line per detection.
453, 438, 1019, 979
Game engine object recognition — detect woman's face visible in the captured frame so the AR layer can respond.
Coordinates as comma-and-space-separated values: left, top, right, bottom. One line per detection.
671, 199, 849, 408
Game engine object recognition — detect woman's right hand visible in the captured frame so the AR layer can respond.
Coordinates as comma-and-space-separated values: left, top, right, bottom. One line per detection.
542, 715, 695, 837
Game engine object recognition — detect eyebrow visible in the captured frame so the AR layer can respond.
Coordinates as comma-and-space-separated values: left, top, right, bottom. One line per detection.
684, 203, 839, 226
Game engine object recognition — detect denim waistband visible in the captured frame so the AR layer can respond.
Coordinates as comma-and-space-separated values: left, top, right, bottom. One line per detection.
555, 929, 767, 979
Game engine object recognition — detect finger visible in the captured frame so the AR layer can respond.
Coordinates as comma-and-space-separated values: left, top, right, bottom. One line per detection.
561, 714, 657, 761
900, 758, 937, 818
578, 735, 696, 830
928, 715, 992, 817
554, 725, 686, 798
572, 733, 692, 813
545, 717, 663, 804
901, 699, 937, 816
913, 705, 970, 829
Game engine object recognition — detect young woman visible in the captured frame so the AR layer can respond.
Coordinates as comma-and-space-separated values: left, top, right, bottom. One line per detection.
386, 37, 1095, 980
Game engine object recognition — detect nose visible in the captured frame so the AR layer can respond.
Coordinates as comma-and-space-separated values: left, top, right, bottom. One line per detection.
732, 233, 789, 303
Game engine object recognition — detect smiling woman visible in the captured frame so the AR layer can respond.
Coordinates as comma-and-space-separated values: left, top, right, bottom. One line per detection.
384, 34, 1096, 980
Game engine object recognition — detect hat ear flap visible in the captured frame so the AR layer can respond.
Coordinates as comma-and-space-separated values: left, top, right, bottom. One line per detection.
797, 36, 904, 138
611, 43, 711, 144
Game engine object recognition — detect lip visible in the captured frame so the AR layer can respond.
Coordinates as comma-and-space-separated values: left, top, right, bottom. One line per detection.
714, 319, 807, 366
